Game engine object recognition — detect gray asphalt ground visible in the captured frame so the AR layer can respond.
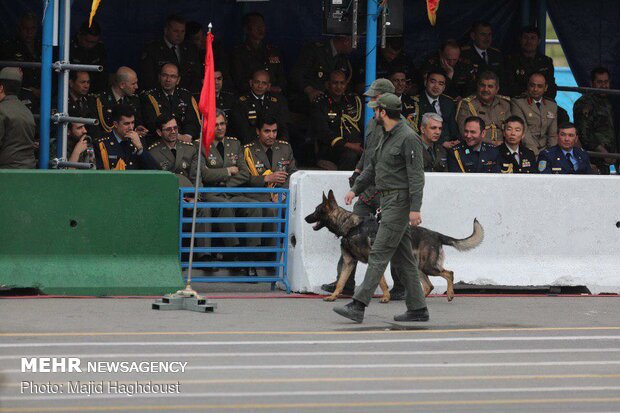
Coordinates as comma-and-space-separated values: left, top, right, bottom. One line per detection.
1, 288, 620, 413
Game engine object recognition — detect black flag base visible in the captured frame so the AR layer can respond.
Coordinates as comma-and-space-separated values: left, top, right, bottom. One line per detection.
152, 285, 217, 312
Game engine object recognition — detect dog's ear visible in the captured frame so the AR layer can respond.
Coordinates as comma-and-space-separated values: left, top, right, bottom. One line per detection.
322, 191, 328, 204
327, 190, 338, 207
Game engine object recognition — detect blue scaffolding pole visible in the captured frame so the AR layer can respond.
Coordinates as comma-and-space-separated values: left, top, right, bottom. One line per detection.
39, 0, 55, 169
363, 0, 380, 128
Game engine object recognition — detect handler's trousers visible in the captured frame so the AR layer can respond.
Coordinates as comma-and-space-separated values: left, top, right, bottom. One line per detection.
352, 190, 426, 310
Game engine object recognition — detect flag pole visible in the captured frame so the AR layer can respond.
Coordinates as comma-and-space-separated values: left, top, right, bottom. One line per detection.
181, 22, 213, 298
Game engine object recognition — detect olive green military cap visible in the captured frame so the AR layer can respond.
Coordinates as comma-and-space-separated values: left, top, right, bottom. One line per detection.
0, 67, 22, 82
363, 78, 395, 97
367, 93, 402, 111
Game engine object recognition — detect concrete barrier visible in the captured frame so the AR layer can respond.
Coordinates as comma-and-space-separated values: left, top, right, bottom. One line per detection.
288, 171, 620, 295
0, 170, 184, 295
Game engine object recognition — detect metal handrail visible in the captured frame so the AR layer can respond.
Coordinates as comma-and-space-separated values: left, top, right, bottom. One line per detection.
557, 85, 620, 96
587, 151, 620, 160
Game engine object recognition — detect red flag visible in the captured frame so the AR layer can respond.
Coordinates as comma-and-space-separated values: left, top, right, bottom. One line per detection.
427, 0, 440, 26
198, 32, 216, 156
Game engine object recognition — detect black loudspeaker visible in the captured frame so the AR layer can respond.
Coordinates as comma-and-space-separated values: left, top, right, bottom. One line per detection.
322, 0, 403, 36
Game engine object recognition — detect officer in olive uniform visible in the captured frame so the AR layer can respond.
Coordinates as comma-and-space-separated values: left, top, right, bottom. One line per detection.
448, 116, 500, 173
94, 105, 157, 170
90, 67, 145, 138
0, 68, 36, 169
573, 68, 616, 174
70, 21, 108, 93
141, 63, 201, 145
503, 26, 556, 98
67, 71, 92, 119
139, 15, 201, 94
419, 113, 448, 172
511, 94, 558, 156
231, 12, 286, 94
216, 69, 236, 116
497, 115, 537, 173
230, 70, 290, 144
1, 14, 41, 97
310, 70, 363, 170
290, 36, 354, 110
336, 93, 428, 323
418, 40, 476, 100
456, 71, 511, 145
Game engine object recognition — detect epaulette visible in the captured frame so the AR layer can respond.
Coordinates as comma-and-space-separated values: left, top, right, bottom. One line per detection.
412, 95, 420, 102
87, 92, 98, 98
224, 136, 238, 141
147, 141, 162, 150
243, 142, 255, 148
462, 95, 475, 102
270, 96, 278, 103
276, 140, 289, 145
179, 141, 194, 146
497, 94, 511, 102
97, 136, 109, 142
239, 95, 247, 102
178, 87, 191, 94
441, 93, 456, 102
142, 88, 157, 95
514, 93, 528, 100
489, 47, 501, 52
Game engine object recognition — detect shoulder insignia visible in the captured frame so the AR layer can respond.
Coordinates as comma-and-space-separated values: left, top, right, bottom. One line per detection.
497, 94, 511, 102
270, 96, 278, 102
179, 141, 194, 146
239, 95, 247, 102
413, 95, 420, 102
276, 140, 289, 145
462, 95, 475, 102
489, 47, 501, 52
225, 136, 238, 141
147, 141, 162, 150
243, 142, 256, 148
178, 87, 191, 94
440, 94, 455, 101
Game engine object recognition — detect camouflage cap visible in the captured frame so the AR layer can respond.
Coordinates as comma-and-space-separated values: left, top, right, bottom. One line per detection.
367, 93, 402, 111
363, 78, 395, 97
0, 67, 22, 82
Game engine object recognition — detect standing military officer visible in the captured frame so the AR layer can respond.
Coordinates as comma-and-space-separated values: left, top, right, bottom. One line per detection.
573, 67, 617, 174
90, 67, 147, 138
389, 69, 418, 130
419, 40, 476, 101
538, 122, 592, 174
139, 15, 201, 94
141, 62, 200, 145
335, 93, 428, 323
511, 72, 558, 156
311, 70, 363, 170
456, 71, 511, 145
70, 20, 108, 93
448, 116, 500, 173
412, 69, 459, 147
419, 113, 448, 172
231, 12, 286, 94
497, 116, 537, 173
503, 26, 556, 98
94, 104, 157, 170
230, 70, 290, 144
0, 67, 36, 169
290, 36, 354, 110
460, 22, 504, 80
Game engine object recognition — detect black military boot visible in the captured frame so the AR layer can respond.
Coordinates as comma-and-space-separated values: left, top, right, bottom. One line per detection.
333, 299, 366, 323
393, 307, 430, 322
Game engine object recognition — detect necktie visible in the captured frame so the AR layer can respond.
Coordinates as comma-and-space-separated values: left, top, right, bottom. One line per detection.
512, 151, 519, 164
171, 148, 177, 159
566, 152, 575, 170
432, 99, 442, 116
266, 148, 273, 167
167, 94, 173, 105
432, 100, 438, 112
536, 101, 541, 110
216, 141, 225, 159
171, 45, 180, 64
481, 51, 488, 63
427, 147, 435, 162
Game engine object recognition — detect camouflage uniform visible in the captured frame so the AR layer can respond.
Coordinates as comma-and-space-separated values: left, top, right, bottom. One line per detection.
574, 93, 617, 174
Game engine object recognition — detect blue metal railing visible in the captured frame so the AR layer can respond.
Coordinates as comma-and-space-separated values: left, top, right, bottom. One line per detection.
178, 187, 290, 293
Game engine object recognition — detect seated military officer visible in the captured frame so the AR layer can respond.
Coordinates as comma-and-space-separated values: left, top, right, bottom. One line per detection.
510, 72, 558, 156
89, 66, 147, 138
537, 122, 592, 174
215, 69, 236, 117
310, 70, 363, 171
94, 104, 157, 170
497, 116, 537, 173
460, 21, 504, 80
230, 69, 290, 144
419, 113, 447, 172
456, 71, 511, 146
141, 62, 200, 145
413, 69, 459, 148
447, 116, 500, 173
139, 14, 201, 93
389, 68, 418, 130
68, 71, 92, 119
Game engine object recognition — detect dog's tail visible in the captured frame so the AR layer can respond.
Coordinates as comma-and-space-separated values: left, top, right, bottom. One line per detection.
438, 219, 484, 251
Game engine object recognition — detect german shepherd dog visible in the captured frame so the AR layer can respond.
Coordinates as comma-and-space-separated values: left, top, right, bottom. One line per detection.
305, 190, 484, 302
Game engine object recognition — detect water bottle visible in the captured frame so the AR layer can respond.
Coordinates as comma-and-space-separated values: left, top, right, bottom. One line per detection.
610, 164, 617, 175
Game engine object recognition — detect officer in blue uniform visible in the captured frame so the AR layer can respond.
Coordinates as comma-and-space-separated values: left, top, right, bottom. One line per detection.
94, 105, 158, 170
537, 122, 592, 174
447, 116, 500, 173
